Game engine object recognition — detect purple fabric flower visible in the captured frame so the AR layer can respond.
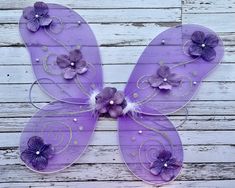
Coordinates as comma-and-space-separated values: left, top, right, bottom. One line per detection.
150, 150, 180, 181
20, 136, 54, 171
95, 87, 127, 118
23, 2, 52, 32
56, 49, 88, 80
148, 65, 181, 90
188, 31, 219, 61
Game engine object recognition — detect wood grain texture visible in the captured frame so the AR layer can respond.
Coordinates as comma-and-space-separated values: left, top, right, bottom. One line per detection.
0, 0, 234, 187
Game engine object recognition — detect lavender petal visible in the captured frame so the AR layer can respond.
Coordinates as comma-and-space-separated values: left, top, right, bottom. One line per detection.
69, 49, 82, 63
39, 15, 52, 26
167, 73, 181, 87
157, 65, 170, 78
148, 76, 162, 88
63, 67, 77, 80
56, 55, 70, 68
159, 82, 172, 90
31, 155, 48, 170
27, 136, 44, 151
204, 34, 219, 48
34, 2, 49, 16
113, 91, 125, 104
201, 47, 216, 61
41, 144, 55, 159
158, 150, 172, 161
27, 20, 40, 32
23, 7, 35, 20
109, 106, 123, 118
188, 43, 203, 57
191, 31, 205, 44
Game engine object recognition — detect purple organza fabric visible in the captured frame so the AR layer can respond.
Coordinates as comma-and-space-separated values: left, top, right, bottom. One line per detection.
19, 3, 103, 102
124, 24, 224, 115
20, 101, 98, 173
19, 2, 224, 186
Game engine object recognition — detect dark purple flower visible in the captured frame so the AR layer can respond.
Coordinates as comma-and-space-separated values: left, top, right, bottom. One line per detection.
95, 87, 127, 118
56, 49, 88, 80
23, 2, 52, 32
20, 136, 54, 171
188, 31, 219, 61
150, 150, 180, 181
148, 65, 181, 90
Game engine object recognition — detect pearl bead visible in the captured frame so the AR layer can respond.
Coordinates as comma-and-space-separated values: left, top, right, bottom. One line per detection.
201, 43, 206, 48
36, 151, 40, 155
35, 14, 39, 18
73, 118, 77, 122
77, 21, 81, 25
164, 163, 168, 167
109, 100, 114, 105
71, 62, 75, 66
193, 81, 197, 85
35, 58, 39, 62
163, 78, 167, 82
138, 130, 143, 134
161, 39, 165, 45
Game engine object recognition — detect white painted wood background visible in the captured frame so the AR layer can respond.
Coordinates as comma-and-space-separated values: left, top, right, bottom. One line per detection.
0, 0, 235, 187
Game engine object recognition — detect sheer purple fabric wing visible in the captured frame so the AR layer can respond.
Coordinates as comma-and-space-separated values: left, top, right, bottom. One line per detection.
124, 24, 224, 115
19, 3, 103, 103
118, 113, 183, 185
20, 101, 98, 173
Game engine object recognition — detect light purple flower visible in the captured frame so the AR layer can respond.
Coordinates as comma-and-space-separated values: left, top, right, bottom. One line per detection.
95, 87, 127, 118
20, 136, 54, 171
56, 49, 88, 80
150, 150, 180, 181
23, 2, 52, 32
148, 65, 181, 90
188, 31, 219, 61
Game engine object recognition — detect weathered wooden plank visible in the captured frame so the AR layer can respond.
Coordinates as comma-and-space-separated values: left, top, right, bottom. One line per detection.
0, 180, 234, 188
0, 131, 234, 148
183, 0, 235, 13
1, 145, 235, 165
0, 82, 234, 102
0, 0, 181, 9
0, 101, 234, 117
183, 13, 235, 32
1, 116, 234, 132
0, 64, 234, 84
0, 9, 181, 24
0, 163, 234, 182
1, 24, 235, 47
0, 46, 235, 66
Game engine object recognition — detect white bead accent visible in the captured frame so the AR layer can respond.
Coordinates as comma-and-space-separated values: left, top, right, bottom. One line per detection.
138, 130, 143, 134
71, 62, 75, 66
78, 21, 81, 25
36, 58, 39, 62
35, 14, 39, 18
109, 100, 114, 105
36, 151, 40, 155
193, 81, 197, 85
201, 43, 206, 48
161, 39, 165, 44
164, 163, 168, 167
163, 78, 167, 82
73, 118, 77, 122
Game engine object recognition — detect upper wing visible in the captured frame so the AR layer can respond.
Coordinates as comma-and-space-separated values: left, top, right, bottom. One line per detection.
19, 3, 103, 103
20, 100, 98, 173
124, 24, 224, 115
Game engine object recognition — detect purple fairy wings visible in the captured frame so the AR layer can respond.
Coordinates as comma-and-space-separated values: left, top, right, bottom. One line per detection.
18, 1, 224, 186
